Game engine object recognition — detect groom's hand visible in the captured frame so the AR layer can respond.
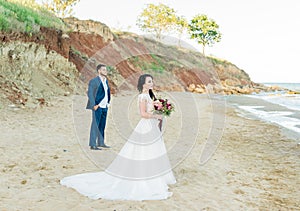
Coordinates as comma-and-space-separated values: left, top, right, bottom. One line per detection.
93, 105, 99, 110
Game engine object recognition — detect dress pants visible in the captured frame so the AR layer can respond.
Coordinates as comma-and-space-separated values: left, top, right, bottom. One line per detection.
89, 107, 108, 147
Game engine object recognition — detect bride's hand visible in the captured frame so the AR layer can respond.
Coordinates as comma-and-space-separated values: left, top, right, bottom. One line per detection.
155, 114, 163, 120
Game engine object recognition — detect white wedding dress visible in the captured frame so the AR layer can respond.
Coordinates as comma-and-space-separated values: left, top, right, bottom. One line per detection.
60, 93, 176, 200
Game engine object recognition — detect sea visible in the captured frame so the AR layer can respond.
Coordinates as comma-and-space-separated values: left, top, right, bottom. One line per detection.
226, 83, 300, 139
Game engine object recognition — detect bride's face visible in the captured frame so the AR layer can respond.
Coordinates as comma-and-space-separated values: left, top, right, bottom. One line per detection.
143, 76, 153, 91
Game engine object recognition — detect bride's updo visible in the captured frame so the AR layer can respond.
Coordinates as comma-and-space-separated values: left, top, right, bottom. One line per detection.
137, 74, 156, 100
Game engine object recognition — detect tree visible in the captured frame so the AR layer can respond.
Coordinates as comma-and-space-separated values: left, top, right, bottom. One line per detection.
188, 14, 221, 56
136, 3, 178, 41
175, 16, 188, 47
42, 0, 80, 18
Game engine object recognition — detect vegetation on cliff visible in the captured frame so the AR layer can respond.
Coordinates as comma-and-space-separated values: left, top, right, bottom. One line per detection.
0, 0, 66, 33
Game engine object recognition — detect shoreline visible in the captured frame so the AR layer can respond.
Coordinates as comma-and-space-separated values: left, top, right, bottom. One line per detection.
224, 94, 300, 142
1, 92, 299, 210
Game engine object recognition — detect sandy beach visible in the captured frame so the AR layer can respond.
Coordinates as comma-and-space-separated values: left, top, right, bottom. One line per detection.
0, 92, 299, 211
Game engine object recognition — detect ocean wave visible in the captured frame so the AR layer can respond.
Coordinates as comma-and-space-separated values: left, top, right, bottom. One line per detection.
238, 105, 300, 134
247, 94, 300, 111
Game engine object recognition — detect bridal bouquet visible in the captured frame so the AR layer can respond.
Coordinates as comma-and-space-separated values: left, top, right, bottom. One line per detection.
153, 98, 175, 117
153, 98, 174, 131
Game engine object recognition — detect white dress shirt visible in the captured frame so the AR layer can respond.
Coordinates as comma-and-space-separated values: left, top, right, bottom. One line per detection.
98, 76, 109, 108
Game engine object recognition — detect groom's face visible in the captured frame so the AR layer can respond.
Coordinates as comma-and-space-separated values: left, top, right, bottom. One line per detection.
98, 66, 107, 77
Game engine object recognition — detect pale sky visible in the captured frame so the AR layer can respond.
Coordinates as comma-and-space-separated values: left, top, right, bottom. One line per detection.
73, 0, 300, 83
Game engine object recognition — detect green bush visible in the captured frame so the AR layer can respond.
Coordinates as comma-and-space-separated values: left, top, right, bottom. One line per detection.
0, 0, 66, 33
0, 15, 9, 31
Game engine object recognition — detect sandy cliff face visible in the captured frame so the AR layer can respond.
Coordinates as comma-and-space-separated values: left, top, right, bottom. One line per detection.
0, 17, 263, 106
0, 41, 80, 107
63, 17, 114, 42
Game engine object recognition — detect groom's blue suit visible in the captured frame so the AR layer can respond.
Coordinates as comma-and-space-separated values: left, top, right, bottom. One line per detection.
86, 76, 111, 147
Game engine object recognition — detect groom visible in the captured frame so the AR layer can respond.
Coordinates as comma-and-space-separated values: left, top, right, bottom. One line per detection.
86, 64, 111, 150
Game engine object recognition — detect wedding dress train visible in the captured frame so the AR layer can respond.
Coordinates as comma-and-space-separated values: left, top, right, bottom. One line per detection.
60, 93, 176, 200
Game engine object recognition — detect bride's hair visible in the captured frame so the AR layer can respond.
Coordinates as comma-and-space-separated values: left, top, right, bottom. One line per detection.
137, 74, 157, 100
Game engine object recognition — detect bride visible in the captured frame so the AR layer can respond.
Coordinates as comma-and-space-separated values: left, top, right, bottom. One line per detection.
60, 74, 176, 200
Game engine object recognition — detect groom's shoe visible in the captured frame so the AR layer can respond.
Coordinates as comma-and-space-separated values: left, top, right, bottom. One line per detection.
90, 146, 101, 150
99, 144, 110, 148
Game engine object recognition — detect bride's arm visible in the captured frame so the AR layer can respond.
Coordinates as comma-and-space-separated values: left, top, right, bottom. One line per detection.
139, 100, 162, 119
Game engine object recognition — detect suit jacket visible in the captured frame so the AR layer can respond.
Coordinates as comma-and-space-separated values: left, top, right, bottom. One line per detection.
86, 76, 111, 109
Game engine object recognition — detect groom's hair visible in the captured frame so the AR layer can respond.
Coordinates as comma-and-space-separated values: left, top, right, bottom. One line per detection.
96, 64, 106, 72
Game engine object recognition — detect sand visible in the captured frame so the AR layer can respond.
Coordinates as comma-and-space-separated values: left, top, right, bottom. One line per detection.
0, 92, 299, 211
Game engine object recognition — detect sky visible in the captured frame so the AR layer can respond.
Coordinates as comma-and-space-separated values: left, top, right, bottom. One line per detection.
72, 0, 300, 83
